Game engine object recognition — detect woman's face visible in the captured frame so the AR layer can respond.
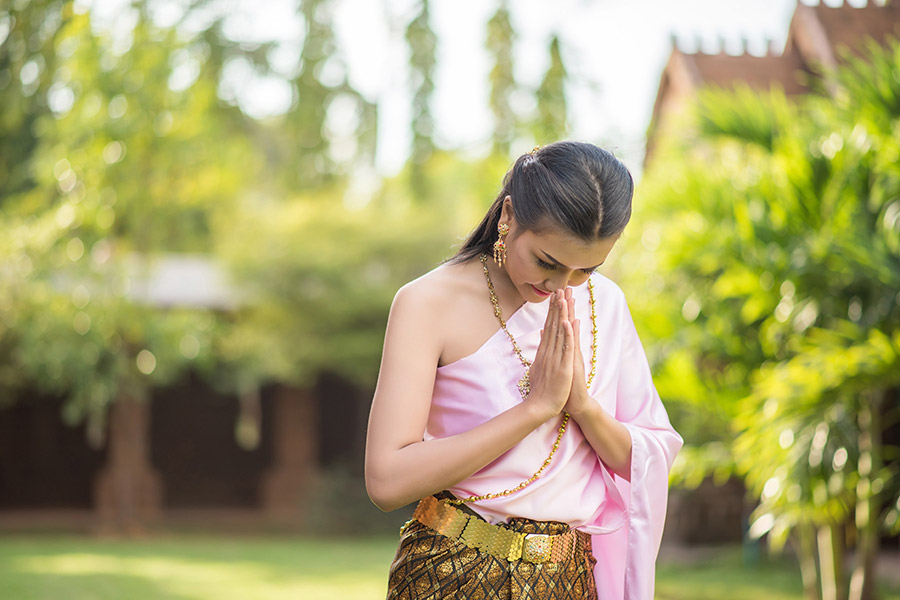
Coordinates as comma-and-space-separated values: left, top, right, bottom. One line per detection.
499, 199, 619, 303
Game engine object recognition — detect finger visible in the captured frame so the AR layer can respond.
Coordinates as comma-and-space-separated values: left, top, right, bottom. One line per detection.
536, 293, 558, 362
566, 289, 576, 325
554, 294, 567, 354
547, 291, 561, 348
544, 290, 556, 327
561, 319, 575, 363
557, 307, 566, 339
553, 290, 562, 326
535, 292, 562, 362
572, 318, 585, 376
552, 292, 569, 358
573, 318, 581, 353
558, 292, 569, 330
534, 325, 547, 364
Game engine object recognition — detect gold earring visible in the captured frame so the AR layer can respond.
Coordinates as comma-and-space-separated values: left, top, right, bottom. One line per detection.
493, 223, 509, 266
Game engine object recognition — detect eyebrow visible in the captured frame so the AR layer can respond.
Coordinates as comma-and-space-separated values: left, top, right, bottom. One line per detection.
541, 250, 603, 271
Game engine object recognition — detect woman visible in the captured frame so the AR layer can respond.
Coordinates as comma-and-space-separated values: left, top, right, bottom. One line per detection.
365, 141, 682, 599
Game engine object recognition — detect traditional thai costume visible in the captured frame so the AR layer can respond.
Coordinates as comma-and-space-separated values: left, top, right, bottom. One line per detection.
387, 273, 683, 600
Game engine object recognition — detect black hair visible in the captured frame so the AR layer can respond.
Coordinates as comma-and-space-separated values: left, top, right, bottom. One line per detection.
450, 141, 634, 264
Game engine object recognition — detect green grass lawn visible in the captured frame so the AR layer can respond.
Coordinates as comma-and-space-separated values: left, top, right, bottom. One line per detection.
0, 535, 396, 600
1, 535, 898, 600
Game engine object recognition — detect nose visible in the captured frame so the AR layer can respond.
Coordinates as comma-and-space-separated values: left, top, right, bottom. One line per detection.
545, 271, 582, 291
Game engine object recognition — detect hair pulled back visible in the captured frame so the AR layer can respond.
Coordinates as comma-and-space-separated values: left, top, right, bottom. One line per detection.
451, 141, 634, 264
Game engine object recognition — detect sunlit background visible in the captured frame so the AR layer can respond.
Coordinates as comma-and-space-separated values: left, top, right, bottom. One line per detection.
1, 0, 900, 599
74, 0, 805, 173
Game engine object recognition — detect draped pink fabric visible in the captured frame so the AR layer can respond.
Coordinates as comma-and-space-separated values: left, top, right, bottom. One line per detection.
424, 273, 682, 599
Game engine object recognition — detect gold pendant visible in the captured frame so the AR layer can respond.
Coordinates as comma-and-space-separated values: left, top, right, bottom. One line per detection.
517, 369, 531, 400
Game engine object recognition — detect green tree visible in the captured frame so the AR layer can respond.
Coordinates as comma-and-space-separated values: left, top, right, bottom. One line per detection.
629, 41, 900, 600
280, 0, 376, 190
405, 0, 436, 199
533, 35, 567, 142
0, 4, 261, 442
486, 0, 516, 158
0, 0, 70, 204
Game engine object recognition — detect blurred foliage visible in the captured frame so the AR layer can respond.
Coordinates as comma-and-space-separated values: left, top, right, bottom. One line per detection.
533, 35, 567, 143
486, 0, 515, 157
0, 0, 527, 447
0, 0, 68, 202
405, 0, 436, 198
282, 0, 377, 190
0, 1, 260, 443
626, 38, 900, 599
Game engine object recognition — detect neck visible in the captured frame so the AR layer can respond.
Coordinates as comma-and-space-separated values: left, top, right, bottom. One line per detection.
481, 254, 526, 312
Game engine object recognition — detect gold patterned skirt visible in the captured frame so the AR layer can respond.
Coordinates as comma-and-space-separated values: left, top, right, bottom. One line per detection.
386, 500, 598, 600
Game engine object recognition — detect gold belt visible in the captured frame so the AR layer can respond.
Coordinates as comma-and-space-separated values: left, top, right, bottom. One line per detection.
409, 495, 585, 564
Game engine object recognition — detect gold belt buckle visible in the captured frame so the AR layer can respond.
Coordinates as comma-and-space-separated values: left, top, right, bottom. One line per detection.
522, 533, 552, 563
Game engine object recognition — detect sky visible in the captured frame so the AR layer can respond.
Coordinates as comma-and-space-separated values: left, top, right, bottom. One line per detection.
84, 0, 858, 175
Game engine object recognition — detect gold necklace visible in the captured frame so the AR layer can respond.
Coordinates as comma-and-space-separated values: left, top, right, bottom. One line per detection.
448, 255, 598, 505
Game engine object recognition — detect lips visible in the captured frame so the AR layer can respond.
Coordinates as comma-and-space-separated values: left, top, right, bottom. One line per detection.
530, 284, 552, 297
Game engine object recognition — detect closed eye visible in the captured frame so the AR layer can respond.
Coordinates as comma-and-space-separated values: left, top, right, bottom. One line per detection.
536, 258, 557, 271
537, 257, 596, 275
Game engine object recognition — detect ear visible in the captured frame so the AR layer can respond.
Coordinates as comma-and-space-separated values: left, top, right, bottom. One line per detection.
499, 196, 515, 229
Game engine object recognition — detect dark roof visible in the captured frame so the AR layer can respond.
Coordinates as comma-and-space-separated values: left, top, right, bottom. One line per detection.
687, 50, 810, 95
811, 1, 900, 60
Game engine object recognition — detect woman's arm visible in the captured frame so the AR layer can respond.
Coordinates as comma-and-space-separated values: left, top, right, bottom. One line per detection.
365, 284, 575, 512
566, 388, 633, 479
562, 288, 633, 479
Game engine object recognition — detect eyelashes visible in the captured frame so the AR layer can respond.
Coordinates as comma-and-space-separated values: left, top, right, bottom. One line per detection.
536, 258, 556, 270
536, 258, 595, 275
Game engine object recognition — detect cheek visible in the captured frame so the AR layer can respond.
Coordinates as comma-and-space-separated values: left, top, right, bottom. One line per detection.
511, 259, 539, 286
517, 259, 543, 281
569, 273, 591, 287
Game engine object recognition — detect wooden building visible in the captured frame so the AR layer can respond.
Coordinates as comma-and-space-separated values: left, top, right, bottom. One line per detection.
0, 257, 372, 533
646, 0, 900, 165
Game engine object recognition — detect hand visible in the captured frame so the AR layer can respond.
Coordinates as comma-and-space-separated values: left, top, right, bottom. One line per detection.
526, 290, 575, 420
563, 288, 593, 417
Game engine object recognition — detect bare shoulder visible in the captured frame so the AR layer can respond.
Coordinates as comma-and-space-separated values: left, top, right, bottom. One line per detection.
392, 260, 481, 323
396, 259, 471, 298
389, 258, 492, 365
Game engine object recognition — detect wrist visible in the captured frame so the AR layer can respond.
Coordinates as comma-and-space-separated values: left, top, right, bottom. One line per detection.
522, 394, 561, 424
567, 389, 599, 421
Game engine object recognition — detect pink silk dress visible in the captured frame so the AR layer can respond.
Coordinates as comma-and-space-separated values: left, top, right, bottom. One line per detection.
424, 273, 683, 600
